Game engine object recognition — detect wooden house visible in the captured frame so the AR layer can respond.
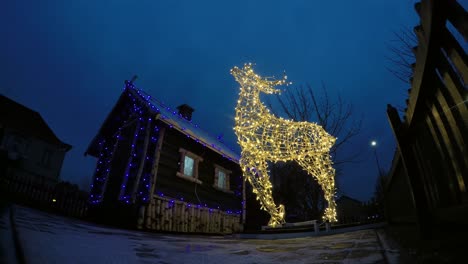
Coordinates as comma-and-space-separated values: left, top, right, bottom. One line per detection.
85, 79, 245, 233
0, 95, 72, 185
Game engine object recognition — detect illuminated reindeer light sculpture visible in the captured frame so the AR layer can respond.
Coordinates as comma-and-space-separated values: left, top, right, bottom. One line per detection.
231, 63, 337, 227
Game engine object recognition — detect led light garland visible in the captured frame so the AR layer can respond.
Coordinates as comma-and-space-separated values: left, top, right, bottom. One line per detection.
136, 122, 159, 203
155, 192, 241, 215
119, 118, 142, 203
231, 63, 337, 226
119, 92, 162, 204
89, 137, 119, 204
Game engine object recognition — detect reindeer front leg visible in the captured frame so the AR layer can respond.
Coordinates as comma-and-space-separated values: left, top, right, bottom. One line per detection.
240, 155, 286, 227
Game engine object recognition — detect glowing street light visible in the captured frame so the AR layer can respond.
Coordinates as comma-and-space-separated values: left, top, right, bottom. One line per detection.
370, 140, 382, 177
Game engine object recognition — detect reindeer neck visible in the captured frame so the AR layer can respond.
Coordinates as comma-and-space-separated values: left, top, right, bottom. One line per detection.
236, 89, 268, 113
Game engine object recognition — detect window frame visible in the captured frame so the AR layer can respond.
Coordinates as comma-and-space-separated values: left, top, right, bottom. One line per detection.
176, 148, 203, 184
213, 164, 232, 192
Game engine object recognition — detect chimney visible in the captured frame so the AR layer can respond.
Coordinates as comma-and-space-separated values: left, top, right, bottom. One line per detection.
177, 104, 195, 121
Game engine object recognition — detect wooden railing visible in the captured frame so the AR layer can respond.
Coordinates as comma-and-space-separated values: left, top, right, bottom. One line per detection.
0, 171, 88, 218
142, 195, 242, 234
386, 0, 467, 236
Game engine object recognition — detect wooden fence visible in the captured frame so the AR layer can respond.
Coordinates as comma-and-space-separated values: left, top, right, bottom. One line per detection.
142, 195, 242, 234
0, 171, 88, 218
386, 0, 467, 237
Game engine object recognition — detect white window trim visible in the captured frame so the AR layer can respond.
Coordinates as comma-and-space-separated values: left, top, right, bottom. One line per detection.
213, 164, 233, 193
176, 148, 203, 184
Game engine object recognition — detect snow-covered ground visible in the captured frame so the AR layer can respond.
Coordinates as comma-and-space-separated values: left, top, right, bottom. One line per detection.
6, 206, 399, 263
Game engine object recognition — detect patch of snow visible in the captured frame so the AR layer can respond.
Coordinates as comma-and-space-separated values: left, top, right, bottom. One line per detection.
12, 206, 393, 264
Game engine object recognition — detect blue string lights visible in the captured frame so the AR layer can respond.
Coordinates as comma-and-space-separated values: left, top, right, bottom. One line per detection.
119, 119, 142, 203
89, 132, 120, 204
155, 192, 241, 215
136, 122, 159, 203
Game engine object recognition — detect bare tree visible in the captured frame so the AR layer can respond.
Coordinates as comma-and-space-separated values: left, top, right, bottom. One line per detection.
266, 83, 362, 222
271, 161, 326, 221
268, 83, 363, 167
385, 27, 418, 84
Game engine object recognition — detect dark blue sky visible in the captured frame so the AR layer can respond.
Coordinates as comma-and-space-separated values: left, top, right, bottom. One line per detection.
2, 0, 420, 201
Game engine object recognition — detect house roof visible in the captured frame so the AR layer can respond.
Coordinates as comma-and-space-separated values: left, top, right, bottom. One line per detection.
86, 82, 240, 162
0, 95, 72, 151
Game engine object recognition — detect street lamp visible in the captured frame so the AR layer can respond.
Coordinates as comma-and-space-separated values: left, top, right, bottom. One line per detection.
370, 140, 382, 177
370, 140, 385, 220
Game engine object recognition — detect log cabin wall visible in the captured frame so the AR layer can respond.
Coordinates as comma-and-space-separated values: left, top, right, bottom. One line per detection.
142, 120, 243, 233
144, 194, 242, 234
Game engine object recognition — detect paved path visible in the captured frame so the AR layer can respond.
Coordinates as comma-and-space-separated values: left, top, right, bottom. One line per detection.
3, 206, 400, 263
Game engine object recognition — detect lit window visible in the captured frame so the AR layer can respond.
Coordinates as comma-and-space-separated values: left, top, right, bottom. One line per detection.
214, 165, 231, 191
217, 170, 226, 189
183, 156, 194, 177
177, 148, 203, 184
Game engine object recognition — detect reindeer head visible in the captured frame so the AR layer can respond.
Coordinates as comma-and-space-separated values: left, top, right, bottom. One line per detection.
231, 63, 289, 95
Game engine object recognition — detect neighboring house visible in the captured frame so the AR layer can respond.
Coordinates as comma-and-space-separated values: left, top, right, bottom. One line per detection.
0, 95, 72, 184
85, 79, 244, 233
336, 195, 366, 224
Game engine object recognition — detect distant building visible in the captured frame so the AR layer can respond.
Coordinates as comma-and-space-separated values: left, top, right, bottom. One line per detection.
336, 195, 366, 223
0, 95, 72, 185
85, 80, 244, 233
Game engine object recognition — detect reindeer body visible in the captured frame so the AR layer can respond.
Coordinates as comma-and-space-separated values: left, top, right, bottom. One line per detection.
232, 64, 337, 227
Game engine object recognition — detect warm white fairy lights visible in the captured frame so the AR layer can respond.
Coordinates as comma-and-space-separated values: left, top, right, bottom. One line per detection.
231, 63, 337, 227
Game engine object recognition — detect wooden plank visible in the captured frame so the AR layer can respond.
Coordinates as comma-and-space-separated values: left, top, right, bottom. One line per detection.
425, 112, 460, 204
156, 199, 161, 230
185, 206, 189, 232
203, 209, 208, 233
176, 201, 182, 232
441, 28, 468, 84
145, 201, 153, 229
436, 50, 468, 148
447, 0, 468, 41
407, 0, 450, 125
189, 206, 194, 232
169, 202, 173, 231
429, 100, 466, 195
151, 200, 156, 229
435, 84, 468, 181
387, 104, 432, 238
162, 200, 168, 231
413, 136, 439, 208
